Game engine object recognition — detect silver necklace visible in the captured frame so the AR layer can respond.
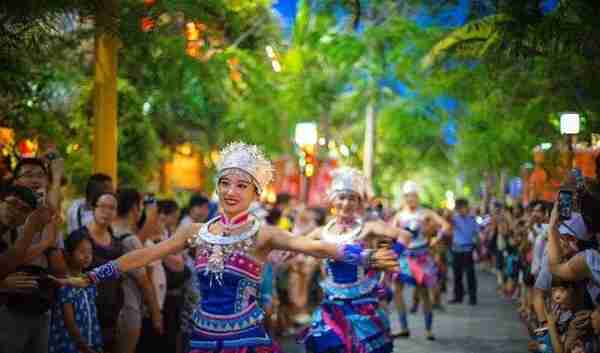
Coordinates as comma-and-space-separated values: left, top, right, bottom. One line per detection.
188, 216, 260, 286
321, 219, 364, 245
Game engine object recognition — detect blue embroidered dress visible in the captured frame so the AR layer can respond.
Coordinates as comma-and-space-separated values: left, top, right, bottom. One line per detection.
393, 211, 438, 288
187, 251, 280, 353
302, 241, 393, 353
49, 285, 103, 353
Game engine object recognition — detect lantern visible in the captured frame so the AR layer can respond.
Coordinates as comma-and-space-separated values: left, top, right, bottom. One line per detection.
560, 113, 580, 135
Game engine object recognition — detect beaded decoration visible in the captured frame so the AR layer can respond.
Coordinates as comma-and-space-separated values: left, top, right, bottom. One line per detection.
321, 219, 364, 245
187, 216, 260, 286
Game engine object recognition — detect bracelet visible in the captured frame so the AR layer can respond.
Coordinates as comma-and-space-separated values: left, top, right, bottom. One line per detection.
336, 244, 375, 267
86, 260, 121, 284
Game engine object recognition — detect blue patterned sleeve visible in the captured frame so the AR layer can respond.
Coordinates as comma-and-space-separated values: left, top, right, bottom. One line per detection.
336, 244, 374, 267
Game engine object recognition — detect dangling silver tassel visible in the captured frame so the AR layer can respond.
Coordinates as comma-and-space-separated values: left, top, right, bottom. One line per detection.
206, 245, 225, 286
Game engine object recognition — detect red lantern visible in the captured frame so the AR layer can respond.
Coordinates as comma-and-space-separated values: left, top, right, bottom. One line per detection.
18, 140, 36, 157
141, 17, 155, 32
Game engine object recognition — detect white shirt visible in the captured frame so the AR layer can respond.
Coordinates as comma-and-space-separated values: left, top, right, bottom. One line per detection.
145, 239, 167, 309
530, 223, 549, 276
67, 198, 94, 234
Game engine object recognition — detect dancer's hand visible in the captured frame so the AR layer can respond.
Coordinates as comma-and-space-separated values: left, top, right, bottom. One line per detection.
0, 272, 38, 293
363, 221, 389, 238
371, 248, 399, 271
52, 275, 90, 288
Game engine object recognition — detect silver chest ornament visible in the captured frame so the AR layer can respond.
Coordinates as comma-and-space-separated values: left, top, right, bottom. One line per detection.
321, 219, 364, 245
188, 216, 260, 286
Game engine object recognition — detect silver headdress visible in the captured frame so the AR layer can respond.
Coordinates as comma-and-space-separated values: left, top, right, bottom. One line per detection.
215, 142, 274, 194
327, 167, 367, 200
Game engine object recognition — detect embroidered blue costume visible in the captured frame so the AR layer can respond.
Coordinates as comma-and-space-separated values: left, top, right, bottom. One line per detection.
302, 239, 393, 353
301, 167, 394, 353
187, 249, 279, 353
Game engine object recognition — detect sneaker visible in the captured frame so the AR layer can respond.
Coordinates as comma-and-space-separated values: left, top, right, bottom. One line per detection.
448, 298, 462, 304
432, 304, 445, 312
392, 330, 411, 338
410, 303, 419, 314
468, 299, 477, 306
426, 331, 436, 341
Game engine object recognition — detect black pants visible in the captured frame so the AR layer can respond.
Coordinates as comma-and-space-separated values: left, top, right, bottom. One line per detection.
452, 251, 477, 302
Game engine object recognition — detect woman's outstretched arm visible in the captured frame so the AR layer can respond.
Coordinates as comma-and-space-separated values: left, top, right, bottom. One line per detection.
114, 224, 200, 273
264, 225, 398, 270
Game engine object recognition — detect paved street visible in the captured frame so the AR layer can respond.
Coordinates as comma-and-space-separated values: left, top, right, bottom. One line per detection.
280, 270, 529, 353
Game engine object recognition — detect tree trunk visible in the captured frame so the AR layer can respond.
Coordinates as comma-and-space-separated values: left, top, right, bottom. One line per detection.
93, 0, 119, 186
363, 100, 375, 193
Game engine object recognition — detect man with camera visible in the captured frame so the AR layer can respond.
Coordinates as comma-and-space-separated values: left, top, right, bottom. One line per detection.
0, 182, 59, 353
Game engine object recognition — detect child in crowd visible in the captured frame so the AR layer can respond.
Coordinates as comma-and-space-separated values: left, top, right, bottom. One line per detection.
503, 228, 522, 299
528, 280, 576, 353
49, 232, 103, 353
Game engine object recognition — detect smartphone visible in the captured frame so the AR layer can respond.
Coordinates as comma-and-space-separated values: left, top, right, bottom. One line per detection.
557, 189, 573, 221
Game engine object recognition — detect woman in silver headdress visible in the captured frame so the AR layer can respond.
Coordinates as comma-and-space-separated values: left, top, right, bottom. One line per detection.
61, 142, 398, 353
391, 181, 450, 341
300, 167, 408, 353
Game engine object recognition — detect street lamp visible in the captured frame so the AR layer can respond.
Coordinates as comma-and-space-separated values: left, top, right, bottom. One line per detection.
295, 122, 318, 203
560, 112, 580, 168
560, 113, 580, 135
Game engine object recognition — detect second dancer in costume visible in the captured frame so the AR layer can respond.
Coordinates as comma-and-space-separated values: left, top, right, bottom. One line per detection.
391, 181, 450, 340
60, 142, 398, 353
301, 167, 408, 353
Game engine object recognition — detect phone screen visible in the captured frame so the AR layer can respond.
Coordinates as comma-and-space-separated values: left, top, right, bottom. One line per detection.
558, 190, 573, 221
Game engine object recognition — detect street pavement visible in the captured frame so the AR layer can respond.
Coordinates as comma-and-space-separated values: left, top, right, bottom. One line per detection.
279, 269, 529, 353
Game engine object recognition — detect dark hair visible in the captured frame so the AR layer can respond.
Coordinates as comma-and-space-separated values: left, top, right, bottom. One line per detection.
455, 198, 469, 209
580, 184, 600, 234
576, 238, 598, 253
86, 173, 113, 203
117, 188, 141, 217
265, 208, 282, 225
13, 158, 49, 181
310, 207, 327, 226
91, 191, 117, 208
65, 230, 92, 255
276, 193, 291, 206
188, 194, 209, 209
158, 199, 179, 215
528, 200, 551, 214
1, 185, 37, 209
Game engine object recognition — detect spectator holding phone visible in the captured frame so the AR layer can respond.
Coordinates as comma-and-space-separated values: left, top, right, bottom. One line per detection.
0, 160, 64, 353
0, 185, 53, 279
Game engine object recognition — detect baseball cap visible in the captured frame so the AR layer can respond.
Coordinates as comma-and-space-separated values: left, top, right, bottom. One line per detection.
558, 212, 591, 241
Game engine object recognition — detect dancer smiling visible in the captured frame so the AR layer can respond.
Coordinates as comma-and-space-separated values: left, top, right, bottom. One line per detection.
62, 142, 397, 353
301, 167, 407, 353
